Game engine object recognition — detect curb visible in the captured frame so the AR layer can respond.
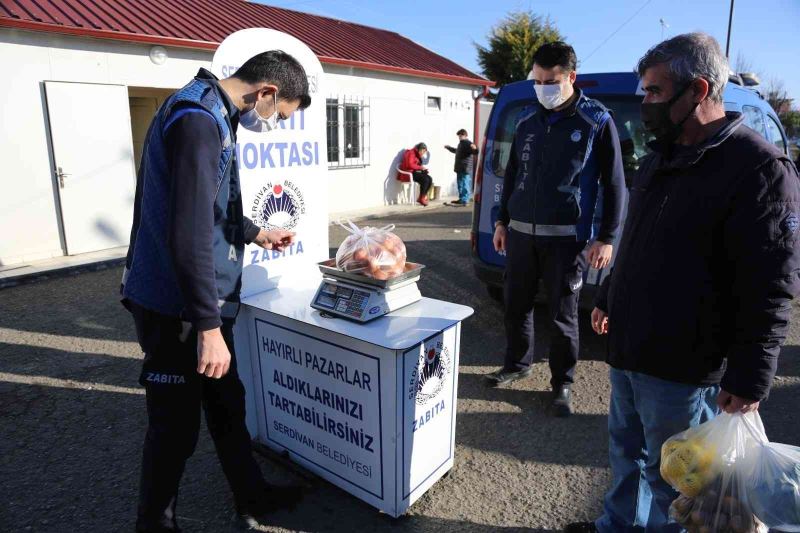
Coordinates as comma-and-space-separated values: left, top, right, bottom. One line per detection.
0, 256, 126, 290
328, 198, 463, 226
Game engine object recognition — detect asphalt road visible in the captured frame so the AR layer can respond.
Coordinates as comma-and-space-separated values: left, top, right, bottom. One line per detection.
1, 206, 798, 532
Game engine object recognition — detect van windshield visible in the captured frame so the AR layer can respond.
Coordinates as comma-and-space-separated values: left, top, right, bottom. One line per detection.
490, 94, 651, 179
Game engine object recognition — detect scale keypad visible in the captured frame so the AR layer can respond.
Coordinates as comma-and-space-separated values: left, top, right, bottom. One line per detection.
317, 282, 371, 318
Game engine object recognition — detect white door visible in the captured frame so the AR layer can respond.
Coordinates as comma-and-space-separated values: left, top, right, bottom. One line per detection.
45, 81, 136, 256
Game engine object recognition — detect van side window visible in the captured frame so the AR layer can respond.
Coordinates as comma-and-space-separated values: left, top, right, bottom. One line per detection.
491, 103, 533, 177
742, 106, 766, 137
591, 96, 652, 175
765, 114, 787, 155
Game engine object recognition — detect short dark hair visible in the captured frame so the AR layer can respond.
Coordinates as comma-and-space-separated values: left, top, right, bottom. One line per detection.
233, 50, 312, 109
532, 41, 577, 72
456, 129, 468, 136
415, 142, 427, 151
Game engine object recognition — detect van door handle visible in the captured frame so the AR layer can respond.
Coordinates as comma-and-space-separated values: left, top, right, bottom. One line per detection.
56, 166, 71, 188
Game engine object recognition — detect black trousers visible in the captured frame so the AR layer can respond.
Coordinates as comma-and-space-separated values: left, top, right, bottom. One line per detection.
412, 170, 433, 196
503, 230, 587, 388
131, 304, 268, 532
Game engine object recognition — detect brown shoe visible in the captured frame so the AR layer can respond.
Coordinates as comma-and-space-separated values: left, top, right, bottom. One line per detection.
417, 194, 429, 206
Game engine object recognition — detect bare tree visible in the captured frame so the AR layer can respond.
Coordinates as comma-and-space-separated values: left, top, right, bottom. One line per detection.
765, 77, 792, 114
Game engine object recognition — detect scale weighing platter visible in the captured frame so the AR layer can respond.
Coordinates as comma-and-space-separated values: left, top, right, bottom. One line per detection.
317, 259, 425, 289
311, 260, 425, 322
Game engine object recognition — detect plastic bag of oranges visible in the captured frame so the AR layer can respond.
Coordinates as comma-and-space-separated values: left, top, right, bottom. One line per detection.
335, 220, 407, 280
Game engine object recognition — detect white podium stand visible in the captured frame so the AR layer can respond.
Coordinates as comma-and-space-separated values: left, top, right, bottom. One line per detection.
233, 270, 473, 517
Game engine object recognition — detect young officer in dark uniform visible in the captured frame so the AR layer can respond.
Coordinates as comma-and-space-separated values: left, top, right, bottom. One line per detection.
121, 51, 311, 532
487, 42, 625, 417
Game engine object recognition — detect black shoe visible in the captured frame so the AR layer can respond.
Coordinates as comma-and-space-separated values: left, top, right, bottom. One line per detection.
551, 385, 573, 417
563, 522, 598, 533
485, 366, 533, 385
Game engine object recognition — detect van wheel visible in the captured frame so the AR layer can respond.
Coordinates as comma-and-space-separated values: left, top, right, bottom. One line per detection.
486, 285, 504, 303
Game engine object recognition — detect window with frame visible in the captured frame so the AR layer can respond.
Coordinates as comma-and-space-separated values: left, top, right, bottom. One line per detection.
742, 105, 766, 137
326, 99, 339, 163
326, 96, 370, 169
765, 114, 787, 155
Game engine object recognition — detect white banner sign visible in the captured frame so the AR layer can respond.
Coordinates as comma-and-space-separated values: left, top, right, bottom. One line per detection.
255, 319, 384, 499
211, 29, 329, 297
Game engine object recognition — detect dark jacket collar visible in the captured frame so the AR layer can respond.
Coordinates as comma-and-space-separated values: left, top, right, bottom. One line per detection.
648, 111, 745, 169
195, 68, 240, 128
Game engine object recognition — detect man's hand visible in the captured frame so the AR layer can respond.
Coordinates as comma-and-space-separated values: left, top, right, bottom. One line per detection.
587, 241, 613, 270
717, 389, 760, 414
591, 307, 609, 335
444, 145, 453, 150
253, 229, 296, 252
493, 224, 507, 253
197, 328, 231, 379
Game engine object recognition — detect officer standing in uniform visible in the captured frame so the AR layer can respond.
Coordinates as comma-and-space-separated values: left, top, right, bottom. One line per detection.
121, 51, 310, 531
487, 42, 625, 417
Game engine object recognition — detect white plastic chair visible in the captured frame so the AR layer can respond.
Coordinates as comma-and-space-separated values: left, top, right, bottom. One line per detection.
395, 166, 418, 205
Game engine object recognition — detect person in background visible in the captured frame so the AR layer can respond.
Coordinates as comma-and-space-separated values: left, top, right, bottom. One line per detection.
445, 128, 479, 206
565, 33, 800, 533
121, 51, 311, 532
399, 142, 433, 206
487, 41, 625, 417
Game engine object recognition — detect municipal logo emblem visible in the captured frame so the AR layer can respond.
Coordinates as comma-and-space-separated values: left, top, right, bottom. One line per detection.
571, 130, 582, 142
413, 341, 450, 405
782, 213, 799, 234
251, 180, 306, 231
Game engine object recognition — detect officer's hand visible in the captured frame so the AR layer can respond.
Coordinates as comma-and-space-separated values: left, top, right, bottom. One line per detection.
493, 225, 507, 253
587, 241, 613, 269
591, 307, 609, 335
717, 389, 760, 414
254, 229, 296, 252
197, 328, 231, 379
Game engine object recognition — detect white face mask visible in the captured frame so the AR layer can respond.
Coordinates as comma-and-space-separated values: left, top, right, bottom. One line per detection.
534, 82, 568, 110
240, 92, 279, 132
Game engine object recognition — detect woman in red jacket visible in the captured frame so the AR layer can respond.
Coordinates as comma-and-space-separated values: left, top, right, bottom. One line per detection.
398, 142, 432, 206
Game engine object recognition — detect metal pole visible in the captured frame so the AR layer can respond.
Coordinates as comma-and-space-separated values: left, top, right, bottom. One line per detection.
725, 0, 735, 58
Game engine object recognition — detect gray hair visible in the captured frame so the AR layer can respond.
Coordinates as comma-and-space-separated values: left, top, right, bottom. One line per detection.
636, 32, 729, 102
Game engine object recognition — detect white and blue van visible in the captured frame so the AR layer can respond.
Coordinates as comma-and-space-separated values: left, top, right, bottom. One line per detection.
471, 72, 792, 301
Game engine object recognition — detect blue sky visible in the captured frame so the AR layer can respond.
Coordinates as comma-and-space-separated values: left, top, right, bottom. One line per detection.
257, 0, 800, 106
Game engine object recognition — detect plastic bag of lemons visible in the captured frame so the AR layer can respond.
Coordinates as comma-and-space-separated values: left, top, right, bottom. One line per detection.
661, 436, 718, 497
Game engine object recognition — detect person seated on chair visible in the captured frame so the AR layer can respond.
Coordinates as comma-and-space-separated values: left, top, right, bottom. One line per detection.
398, 142, 432, 206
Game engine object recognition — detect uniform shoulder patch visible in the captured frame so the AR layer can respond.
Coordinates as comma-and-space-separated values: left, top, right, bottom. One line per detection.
781, 213, 799, 235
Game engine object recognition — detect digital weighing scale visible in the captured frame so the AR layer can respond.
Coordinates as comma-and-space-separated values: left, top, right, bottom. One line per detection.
311, 259, 424, 322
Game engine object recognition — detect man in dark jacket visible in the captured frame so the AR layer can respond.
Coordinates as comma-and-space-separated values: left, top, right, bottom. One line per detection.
565, 33, 800, 533
122, 51, 311, 532
445, 128, 479, 206
487, 42, 626, 417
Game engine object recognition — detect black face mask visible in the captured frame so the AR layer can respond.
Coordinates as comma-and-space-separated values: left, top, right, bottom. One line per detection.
640, 84, 700, 143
